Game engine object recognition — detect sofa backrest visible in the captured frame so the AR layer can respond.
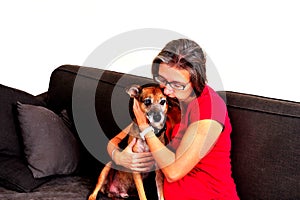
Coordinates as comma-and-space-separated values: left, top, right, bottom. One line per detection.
46, 65, 154, 173
219, 91, 300, 199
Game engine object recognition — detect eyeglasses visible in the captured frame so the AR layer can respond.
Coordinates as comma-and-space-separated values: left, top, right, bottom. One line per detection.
154, 75, 190, 90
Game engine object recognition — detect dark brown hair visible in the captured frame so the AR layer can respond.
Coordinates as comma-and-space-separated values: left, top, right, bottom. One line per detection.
152, 38, 207, 96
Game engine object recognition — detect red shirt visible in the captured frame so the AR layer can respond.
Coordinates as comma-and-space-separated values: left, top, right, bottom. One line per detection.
164, 85, 239, 200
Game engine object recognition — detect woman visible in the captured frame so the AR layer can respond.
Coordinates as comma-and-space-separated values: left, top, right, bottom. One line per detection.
108, 38, 239, 199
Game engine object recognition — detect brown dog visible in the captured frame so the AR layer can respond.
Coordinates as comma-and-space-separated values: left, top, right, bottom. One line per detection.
88, 83, 180, 200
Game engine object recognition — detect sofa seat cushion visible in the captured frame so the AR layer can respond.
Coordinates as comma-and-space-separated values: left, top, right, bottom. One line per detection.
0, 155, 49, 192
0, 176, 108, 200
0, 174, 158, 200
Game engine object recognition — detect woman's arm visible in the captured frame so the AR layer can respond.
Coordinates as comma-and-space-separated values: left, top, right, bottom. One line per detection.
133, 98, 222, 182
107, 123, 155, 172
145, 119, 222, 182
107, 123, 131, 161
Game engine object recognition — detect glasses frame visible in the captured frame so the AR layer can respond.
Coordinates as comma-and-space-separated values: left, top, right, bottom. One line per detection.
154, 75, 190, 90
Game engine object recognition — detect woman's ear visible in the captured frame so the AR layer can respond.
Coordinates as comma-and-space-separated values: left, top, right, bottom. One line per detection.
126, 85, 141, 98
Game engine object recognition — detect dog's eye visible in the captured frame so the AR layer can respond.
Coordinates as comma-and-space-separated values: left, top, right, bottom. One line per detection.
160, 99, 166, 105
144, 99, 152, 106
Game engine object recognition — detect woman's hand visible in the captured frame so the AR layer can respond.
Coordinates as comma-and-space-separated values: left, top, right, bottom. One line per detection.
114, 138, 155, 172
133, 98, 149, 131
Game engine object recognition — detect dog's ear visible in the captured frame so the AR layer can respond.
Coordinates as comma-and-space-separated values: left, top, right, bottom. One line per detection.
126, 85, 141, 98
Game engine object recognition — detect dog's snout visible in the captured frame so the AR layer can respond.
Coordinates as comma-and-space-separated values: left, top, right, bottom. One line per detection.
146, 102, 166, 130
153, 113, 161, 122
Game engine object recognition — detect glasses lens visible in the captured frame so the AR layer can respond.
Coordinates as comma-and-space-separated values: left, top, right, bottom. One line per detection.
170, 83, 185, 90
154, 76, 187, 90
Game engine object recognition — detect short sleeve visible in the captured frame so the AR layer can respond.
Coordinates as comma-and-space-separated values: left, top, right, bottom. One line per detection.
188, 86, 227, 126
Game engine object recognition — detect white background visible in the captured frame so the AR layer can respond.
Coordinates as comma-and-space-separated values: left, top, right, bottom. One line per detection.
0, 0, 299, 102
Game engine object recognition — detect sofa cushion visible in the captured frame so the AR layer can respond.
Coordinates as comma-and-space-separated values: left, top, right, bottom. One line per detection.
0, 155, 49, 192
0, 84, 48, 192
0, 84, 45, 156
219, 91, 300, 200
17, 102, 80, 178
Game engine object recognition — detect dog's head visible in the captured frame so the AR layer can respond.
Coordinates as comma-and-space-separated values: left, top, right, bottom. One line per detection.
126, 84, 168, 131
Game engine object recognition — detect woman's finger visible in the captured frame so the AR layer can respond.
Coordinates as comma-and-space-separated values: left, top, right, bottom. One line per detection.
135, 154, 154, 163
126, 138, 136, 150
131, 161, 156, 172
131, 156, 155, 172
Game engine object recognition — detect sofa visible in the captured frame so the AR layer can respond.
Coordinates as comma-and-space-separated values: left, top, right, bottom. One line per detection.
0, 64, 299, 200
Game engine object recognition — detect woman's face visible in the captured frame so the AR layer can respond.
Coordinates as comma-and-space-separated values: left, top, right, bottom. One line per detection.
157, 63, 195, 103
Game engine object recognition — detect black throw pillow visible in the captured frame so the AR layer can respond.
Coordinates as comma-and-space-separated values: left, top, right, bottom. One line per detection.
0, 84, 47, 192
16, 103, 80, 178
0, 155, 49, 192
0, 84, 45, 156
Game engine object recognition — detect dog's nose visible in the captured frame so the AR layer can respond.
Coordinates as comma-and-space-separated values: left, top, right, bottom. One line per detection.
153, 113, 161, 122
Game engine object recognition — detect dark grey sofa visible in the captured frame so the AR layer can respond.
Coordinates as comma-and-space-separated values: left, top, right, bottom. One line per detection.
0, 65, 299, 200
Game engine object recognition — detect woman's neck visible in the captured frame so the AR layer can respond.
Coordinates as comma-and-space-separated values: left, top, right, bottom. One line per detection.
179, 94, 197, 112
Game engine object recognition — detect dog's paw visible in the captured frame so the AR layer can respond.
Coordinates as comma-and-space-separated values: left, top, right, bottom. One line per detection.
158, 196, 165, 200
88, 193, 97, 200
120, 192, 129, 198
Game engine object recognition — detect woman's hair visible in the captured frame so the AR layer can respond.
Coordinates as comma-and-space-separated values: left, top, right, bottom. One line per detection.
152, 38, 207, 96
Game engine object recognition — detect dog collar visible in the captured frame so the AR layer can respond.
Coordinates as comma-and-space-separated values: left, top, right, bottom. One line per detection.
153, 124, 166, 138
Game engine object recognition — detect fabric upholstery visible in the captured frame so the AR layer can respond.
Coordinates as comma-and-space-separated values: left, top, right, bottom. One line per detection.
46, 65, 154, 170
0, 84, 45, 156
17, 102, 80, 178
0, 155, 49, 192
0, 84, 47, 192
219, 91, 300, 200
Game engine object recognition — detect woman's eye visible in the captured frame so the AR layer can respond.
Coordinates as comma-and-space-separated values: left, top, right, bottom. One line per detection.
160, 99, 166, 105
171, 83, 184, 89
144, 99, 152, 106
